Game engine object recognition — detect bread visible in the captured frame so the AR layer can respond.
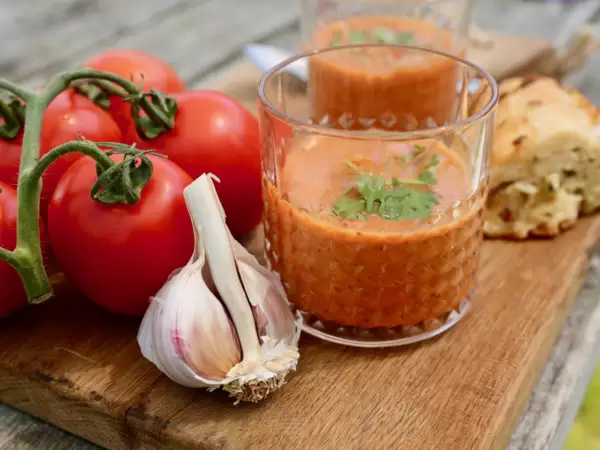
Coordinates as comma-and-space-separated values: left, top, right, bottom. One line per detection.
484, 76, 600, 239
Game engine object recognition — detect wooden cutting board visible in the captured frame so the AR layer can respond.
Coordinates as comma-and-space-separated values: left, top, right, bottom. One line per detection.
1, 63, 600, 450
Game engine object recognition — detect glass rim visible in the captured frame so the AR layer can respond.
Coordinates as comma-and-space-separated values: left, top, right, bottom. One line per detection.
258, 44, 498, 140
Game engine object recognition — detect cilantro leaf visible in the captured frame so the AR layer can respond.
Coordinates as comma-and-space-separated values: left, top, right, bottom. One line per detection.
416, 154, 441, 185
417, 172, 437, 185
348, 30, 368, 45
332, 156, 440, 221
332, 196, 367, 220
356, 173, 385, 212
381, 190, 438, 220
396, 33, 414, 45
425, 154, 441, 174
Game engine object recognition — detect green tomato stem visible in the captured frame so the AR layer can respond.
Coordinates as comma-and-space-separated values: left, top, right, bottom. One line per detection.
0, 100, 23, 140
0, 67, 168, 305
65, 69, 175, 131
0, 80, 34, 103
0, 247, 20, 271
31, 140, 114, 181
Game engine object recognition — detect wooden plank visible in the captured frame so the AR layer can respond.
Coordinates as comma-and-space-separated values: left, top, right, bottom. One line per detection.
0, 404, 94, 450
508, 255, 600, 450
508, 260, 600, 449
0, 220, 598, 449
2, 59, 600, 448
15, 0, 300, 89
0, 0, 188, 84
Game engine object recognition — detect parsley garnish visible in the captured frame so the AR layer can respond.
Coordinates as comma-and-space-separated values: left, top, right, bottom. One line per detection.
331, 196, 368, 221
328, 28, 415, 47
396, 32, 414, 45
400, 144, 426, 164
418, 154, 441, 185
380, 189, 438, 220
332, 156, 441, 221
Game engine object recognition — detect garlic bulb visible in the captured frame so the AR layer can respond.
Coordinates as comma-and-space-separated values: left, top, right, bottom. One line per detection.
137, 173, 300, 403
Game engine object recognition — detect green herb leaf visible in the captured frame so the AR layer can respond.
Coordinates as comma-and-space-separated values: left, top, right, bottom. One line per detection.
332, 196, 367, 220
371, 27, 397, 44
414, 145, 426, 154
396, 33, 414, 45
381, 190, 438, 220
329, 31, 344, 47
417, 172, 436, 185
393, 177, 428, 186
426, 154, 441, 174
332, 157, 440, 221
346, 160, 361, 172
348, 30, 367, 45
356, 173, 385, 212
417, 154, 441, 184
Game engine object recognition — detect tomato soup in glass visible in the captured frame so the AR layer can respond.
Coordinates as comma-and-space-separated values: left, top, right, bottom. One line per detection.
301, 1, 471, 130
259, 45, 497, 346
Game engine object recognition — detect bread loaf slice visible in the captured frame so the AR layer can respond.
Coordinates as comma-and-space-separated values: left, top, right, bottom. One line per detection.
484, 76, 600, 238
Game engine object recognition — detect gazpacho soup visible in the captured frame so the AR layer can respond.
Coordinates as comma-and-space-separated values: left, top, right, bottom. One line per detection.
263, 134, 484, 328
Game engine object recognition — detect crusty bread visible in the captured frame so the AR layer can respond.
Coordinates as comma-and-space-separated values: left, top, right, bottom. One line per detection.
484, 76, 600, 239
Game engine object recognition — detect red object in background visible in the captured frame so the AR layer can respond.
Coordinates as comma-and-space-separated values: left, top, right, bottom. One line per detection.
48, 154, 194, 317
130, 90, 263, 238
0, 182, 49, 319
83, 49, 187, 135
0, 90, 122, 218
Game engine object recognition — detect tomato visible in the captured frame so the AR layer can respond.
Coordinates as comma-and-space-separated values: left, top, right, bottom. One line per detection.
40, 90, 122, 213
131, 90, 262, 238
48, 154, 194, 316
0, 90, 122, 216
0, 182, 49, 318
83, 49, 186, 134
0, 135, 22, 187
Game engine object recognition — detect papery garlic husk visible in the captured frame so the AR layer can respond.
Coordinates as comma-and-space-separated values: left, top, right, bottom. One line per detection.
138, 173, 301, 404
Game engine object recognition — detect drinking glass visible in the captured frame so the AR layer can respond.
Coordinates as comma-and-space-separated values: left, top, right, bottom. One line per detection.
301, 0, 472, 56
258, 45, 497, 347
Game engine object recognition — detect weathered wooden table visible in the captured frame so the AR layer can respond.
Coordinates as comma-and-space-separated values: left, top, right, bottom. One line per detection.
0, 0, 599, 449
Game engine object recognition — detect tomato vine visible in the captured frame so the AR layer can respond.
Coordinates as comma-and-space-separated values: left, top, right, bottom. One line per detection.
0, 69, 177, 304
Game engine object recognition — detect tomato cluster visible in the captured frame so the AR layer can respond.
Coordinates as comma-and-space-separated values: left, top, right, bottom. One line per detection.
0, 49, 263, 318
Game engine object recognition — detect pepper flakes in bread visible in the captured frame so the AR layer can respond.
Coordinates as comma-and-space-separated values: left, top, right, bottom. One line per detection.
484, 76, 600, 239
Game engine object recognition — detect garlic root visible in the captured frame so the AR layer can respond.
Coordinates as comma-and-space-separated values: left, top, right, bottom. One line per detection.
137, 173, 300, 404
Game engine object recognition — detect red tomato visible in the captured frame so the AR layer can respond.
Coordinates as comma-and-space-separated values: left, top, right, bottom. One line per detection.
40, 90, 122, 213
0, 182, 49, 318
0, 90, 122, 216
48, 154, 194, 316
131, 90, 262, 238
83, 49, 186, 134
0, 135, 22, 187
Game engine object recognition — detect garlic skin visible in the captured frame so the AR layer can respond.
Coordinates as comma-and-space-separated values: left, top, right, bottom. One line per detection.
137, 174, 300, 403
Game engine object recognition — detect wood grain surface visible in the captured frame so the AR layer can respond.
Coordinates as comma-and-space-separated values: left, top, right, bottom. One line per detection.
1, 59, 600, 448
1, 215, 599, 450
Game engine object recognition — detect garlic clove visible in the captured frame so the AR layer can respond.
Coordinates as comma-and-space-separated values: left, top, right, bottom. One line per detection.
138, 249, 241, 388
172, 266, 241, 381
231, 237, 299, 345
138, 173, 300, 404
185, 174, 264, 365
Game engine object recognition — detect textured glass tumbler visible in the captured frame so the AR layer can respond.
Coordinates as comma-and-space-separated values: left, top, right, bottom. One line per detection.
258, 45, 497, 347
301, 0, 472, 56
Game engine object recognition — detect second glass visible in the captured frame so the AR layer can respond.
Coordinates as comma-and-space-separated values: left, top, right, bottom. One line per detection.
301, 0, 473, 56
259, 45, 497, 347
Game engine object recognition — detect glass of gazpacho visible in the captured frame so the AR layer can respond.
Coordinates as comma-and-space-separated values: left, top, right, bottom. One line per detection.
301, 0, 471, 55
258, 45, 497, 347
